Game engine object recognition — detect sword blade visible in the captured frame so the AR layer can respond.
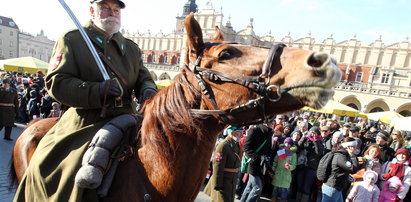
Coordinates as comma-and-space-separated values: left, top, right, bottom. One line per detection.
58, 0, 110, 80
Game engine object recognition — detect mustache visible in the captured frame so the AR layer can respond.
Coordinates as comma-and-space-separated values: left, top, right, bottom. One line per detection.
101, 17, 120, 24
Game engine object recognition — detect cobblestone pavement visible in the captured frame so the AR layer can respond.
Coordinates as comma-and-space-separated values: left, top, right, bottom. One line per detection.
0, 123, 24, 202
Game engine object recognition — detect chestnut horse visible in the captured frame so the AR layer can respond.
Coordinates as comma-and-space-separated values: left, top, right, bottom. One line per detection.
11, 13, 341, 201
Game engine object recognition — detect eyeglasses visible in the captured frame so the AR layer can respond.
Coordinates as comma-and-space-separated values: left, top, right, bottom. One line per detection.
98, 5, 121, 15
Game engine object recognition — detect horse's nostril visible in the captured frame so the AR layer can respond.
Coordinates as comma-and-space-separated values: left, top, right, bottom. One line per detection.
307, 52, 329, 68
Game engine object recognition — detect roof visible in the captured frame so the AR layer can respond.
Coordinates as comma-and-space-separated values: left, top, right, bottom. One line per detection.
0, 16, 19, 30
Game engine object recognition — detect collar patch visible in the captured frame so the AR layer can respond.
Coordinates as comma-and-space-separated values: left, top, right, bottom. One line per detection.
96, 37, 103, 44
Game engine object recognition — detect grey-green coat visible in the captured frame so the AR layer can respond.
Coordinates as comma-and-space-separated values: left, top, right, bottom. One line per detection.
204, 136, 241, 202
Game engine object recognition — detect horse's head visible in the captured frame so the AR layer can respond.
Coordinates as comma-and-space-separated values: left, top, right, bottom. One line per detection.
182, 13, 341, 126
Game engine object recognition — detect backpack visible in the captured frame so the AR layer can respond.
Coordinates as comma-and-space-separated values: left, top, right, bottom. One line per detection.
240, 140, 267, 173
316, 152, 335, 182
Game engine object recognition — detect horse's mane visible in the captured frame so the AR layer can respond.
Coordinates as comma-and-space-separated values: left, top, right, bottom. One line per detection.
140, 68, 203, 160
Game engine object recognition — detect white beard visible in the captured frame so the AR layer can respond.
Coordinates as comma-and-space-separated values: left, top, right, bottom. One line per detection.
93, 16, 121, 35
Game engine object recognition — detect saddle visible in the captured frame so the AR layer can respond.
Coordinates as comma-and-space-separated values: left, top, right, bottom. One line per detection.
74, 114, 142, 197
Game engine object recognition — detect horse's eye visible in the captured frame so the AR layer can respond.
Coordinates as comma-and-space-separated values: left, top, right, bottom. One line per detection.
218, 49, 232, 60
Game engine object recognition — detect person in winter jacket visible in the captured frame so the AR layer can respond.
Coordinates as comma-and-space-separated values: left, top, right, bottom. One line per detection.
322, 137, 359, 202
380, 148, 411, 200
270, 137, 297, 202
26, 90, 40, 120
362, 131, 395, 164
296, 126, 325, 201
346, 170, 380, 202
240, 124, 273, 202
378, 176, 404, 202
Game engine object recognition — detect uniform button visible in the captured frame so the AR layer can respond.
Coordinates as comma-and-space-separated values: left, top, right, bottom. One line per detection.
107, 56, 111, 60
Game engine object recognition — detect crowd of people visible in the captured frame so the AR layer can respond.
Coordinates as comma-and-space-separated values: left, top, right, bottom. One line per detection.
206, 112, 411, 202
0, 70, 62, 141
0, 70, 63, 122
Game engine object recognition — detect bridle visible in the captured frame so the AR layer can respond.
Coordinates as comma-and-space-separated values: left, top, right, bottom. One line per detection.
187, 43, 288, 127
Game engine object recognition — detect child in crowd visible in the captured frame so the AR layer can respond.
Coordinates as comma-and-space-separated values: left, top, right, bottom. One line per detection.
363, 145, 383, 175
48, 102, 61, 118
380, 148, 411, 200
378, 176, 404, 202
271, 137, 297, 202
346, 170, 380, 202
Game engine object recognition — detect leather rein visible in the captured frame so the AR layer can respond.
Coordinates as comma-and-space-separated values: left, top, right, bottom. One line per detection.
187, 43, 288, 127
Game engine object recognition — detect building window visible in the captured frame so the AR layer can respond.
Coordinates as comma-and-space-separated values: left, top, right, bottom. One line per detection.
0, 19, 2, 24
9, 50, 13, 57
10, 31, 13, 36
152, 55, 156, 63
164, 56, 168, 64
177, 57, 180, 65
355, 72, 363, 82
381, 73, 389, 84
0, 28, 2, 33
10, 41, 13, 47
0, 39, 2, 45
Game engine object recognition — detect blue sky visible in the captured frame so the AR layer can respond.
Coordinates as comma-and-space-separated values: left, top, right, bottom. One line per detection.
1, 0, 410, 45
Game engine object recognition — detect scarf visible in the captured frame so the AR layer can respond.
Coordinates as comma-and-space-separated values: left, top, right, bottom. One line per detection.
389, 163, 405, 181
307, 134, 323, 142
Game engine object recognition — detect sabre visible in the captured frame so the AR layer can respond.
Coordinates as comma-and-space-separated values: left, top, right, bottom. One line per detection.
58, 0, 110, 80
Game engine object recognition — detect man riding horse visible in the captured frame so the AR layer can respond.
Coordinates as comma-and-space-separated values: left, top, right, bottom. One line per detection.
14, 0, 157, 201
12, 3, 342, 201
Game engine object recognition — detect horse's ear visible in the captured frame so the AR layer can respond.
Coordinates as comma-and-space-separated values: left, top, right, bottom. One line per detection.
184, 13, 204, 64
211, 26, 224, 42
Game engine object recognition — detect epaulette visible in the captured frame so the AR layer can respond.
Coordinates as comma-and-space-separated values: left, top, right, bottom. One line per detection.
61, 28, 79, 38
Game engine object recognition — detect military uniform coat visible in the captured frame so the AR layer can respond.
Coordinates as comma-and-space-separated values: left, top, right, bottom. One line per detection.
204, 136, 241, 202
14, 21, 156, 202
0, 87, 18, 126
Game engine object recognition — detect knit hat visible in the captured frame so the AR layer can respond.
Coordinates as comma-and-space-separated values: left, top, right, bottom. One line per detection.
284, 123, 292, 129
349, 126, 360, 132
274, 125, 284, 133
377, 131, 390, 141
2, 78, 10, 84
309, 126, 320, 135
363, 170, 378, 182
395, 148, 410, 159
332, 131, 344, 139
276, 114, 285, 119
284, 137, 294, 145
389, 182, 399, 189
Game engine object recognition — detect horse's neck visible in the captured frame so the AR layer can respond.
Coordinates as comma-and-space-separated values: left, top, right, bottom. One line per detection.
138, 118, 222, 197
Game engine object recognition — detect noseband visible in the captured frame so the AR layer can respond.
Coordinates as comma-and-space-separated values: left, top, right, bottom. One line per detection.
187, 43, 287, 127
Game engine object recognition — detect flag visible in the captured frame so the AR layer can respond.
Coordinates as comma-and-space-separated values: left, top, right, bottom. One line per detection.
277, 148, 286, 160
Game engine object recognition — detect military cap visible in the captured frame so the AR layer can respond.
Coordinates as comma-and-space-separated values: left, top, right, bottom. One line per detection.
90, 0, 125, 8
226, 126, 245, 134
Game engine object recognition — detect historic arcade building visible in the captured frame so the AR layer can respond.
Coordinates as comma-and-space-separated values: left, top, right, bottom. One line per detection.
122, 0, 411, 116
